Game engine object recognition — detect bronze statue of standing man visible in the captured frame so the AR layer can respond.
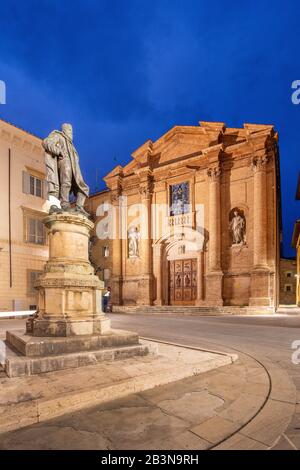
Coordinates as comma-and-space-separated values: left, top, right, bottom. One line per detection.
43, 123, 89, 216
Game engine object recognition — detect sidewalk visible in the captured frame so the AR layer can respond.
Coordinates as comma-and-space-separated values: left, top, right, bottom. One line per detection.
0, 340, 235, 434
0, 340, 297, 450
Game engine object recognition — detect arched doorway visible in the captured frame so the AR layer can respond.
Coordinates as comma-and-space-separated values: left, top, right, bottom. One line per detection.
153, 229, 205, 306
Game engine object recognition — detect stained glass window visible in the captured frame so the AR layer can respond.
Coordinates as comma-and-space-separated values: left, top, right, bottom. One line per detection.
169, 182, 190, 216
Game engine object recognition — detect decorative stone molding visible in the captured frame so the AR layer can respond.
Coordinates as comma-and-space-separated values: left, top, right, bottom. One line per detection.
207, 165, 221, 181
35, 278, 101, 288
44, 261, 93, 275
139, 186, 152, 199
110, 190, 121, 204
251, 155, 269, 172
0, 122, 42, 155
43, 212, 94, 231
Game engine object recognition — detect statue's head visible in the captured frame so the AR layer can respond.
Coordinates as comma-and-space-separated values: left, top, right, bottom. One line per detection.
62, 123, 73, 141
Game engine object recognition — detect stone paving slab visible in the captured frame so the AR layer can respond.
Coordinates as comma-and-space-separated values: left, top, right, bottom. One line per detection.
271, 434, 298, 450
214, 432, 269, 450
0, 340, 235, 434
0, 349, 272, 450
240, 400, 295, 447
219, 392, 266, 426
191, 415, 240, 444
0, 338, 297, 450
0, 359, 244, 450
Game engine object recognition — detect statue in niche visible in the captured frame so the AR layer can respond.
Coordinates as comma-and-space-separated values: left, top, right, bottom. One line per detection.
229, 208, 246, 245
128, 226, 140, 258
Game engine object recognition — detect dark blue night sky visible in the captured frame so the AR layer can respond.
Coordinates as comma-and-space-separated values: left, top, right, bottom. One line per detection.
0, 0, 299, 257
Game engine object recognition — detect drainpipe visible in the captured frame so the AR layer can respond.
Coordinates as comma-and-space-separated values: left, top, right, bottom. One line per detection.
8, 148, 12, 287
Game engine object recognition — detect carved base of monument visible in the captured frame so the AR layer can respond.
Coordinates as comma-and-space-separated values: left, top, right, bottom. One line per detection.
3, 212, 149, 377
26, 316, 111, 337
26, 213, 109, 336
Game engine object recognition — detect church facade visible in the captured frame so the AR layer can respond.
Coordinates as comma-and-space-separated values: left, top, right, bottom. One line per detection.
86, 121, 281, 311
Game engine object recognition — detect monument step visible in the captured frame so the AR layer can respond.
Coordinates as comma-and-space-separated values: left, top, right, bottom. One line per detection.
2, 341, 151, 378
6, 329, 139, 357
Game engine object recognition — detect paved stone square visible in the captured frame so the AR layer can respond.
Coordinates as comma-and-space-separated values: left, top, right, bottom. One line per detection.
0, 355, 266, 450
1, 313, 300, 450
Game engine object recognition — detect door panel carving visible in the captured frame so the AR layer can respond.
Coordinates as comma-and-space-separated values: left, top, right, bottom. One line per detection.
169, 259, 197, 305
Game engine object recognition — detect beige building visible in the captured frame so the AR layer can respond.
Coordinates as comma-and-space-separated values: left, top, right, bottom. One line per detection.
279, 258, 297, 305
88, 121, 281, 311
0, 119, 48, 311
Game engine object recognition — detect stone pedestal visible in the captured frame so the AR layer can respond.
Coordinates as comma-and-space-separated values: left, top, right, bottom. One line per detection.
26, 213, 110, 337
3, 212, 149, 377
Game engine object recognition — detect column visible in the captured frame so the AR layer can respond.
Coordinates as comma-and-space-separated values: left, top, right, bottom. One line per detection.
205, 164, 223, 305
252, 156, 268, 268
153, 243, 162, 305
137, 185, 153, 305
140, 186, 152, 275
208, 166, 222, 271
111, 190, 123, 305
196, 251, 204, 304
250, 155, 271, 306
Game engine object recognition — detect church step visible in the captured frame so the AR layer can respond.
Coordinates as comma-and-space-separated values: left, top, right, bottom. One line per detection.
112, 306, 275, 315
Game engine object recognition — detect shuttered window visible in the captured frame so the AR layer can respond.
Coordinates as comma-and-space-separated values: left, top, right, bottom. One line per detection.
27, 217, 46, 244
23, 171, 46, 198
28, 270, 43, 294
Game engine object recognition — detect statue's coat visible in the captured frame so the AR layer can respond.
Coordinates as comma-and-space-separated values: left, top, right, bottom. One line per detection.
43, 130, 89, 197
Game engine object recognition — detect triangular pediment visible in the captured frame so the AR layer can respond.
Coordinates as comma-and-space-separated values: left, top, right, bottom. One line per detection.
123, 159, 139, 175
104, 121, 276, 181
103, 165, 123, 182
132, 123, 224, 168
128, 125, 223, 169
152, 126, 219, 165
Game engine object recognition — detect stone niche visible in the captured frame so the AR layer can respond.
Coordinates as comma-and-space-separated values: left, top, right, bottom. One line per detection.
3, 212, 149, 377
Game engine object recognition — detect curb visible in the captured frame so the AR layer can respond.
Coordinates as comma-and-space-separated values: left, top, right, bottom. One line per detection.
141, 337, 297, 450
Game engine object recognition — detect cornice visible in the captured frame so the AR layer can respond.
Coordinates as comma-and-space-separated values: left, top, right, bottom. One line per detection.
0, 123, 43, 157
21, 205, 48, 218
